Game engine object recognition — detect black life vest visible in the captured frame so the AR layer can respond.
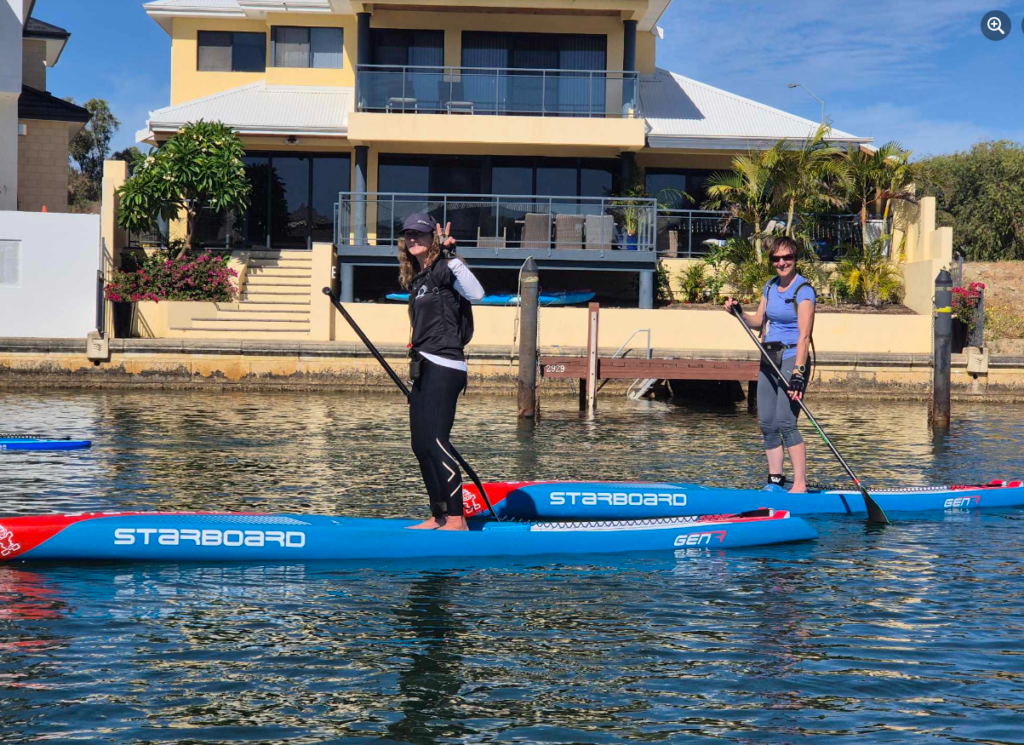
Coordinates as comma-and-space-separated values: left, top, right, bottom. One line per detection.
408, 259, 474, 361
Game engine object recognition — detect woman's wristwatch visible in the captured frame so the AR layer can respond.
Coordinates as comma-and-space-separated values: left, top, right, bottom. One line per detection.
795, 363, 807, 375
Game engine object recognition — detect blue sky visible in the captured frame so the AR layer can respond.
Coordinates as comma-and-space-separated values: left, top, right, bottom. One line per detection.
40, 0, 1024, 160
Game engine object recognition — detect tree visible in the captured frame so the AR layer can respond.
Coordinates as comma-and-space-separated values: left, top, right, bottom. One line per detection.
913, 140, 1024, 261
704, 149, 784, 260
67, 98, 120, 185
111, 146, 145, 176
843, 141, 913, 246
116, 120, 252, 258
771, 123, 852, 238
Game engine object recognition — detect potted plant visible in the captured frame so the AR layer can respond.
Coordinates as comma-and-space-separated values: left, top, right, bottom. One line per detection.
612, 169, 688, 250
952, 282, 985, 353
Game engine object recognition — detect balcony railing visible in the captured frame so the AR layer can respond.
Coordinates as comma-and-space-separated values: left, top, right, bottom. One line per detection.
335, 192, 657, 254
355, 65, 640, 118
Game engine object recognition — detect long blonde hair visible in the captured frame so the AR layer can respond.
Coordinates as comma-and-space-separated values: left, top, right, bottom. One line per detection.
397, 234, 442, 289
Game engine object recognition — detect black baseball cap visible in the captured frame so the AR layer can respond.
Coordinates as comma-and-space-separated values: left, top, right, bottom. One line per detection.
401, 212, 437, 233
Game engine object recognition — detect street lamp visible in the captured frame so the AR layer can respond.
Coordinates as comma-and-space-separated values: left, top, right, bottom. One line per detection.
788, 83, 824, 126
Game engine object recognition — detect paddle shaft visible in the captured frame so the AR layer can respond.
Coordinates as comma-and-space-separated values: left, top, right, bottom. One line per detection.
729, 305, 890, 525
323, 288, 499, 521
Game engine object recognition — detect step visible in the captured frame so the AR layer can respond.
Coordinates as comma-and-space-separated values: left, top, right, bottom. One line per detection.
244, 277, 312, 287
214, 310, 310, 321
217, 301, 310, 312
249, 258, 312, 267
190, 317, 311, 325
247, 265, 312, 273
241, 291, 310, 300
246, 250, 312, 261
174, 328, 312, 340
246, 270, 313, 279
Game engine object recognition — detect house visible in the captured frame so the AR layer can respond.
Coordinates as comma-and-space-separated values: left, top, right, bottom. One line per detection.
0, 0, 91, 213
137, 0, 871, 317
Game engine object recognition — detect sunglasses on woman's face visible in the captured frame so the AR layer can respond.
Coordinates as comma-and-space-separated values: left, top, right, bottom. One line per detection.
771, 253, 796, 264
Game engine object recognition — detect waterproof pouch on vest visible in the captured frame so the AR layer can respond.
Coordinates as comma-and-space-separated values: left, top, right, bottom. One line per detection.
409, 352, 423, 382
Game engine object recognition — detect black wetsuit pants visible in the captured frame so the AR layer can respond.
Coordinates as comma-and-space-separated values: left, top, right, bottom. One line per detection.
409, 359, 467, 518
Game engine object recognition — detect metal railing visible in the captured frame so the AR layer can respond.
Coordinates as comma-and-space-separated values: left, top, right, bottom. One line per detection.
335, 192, 657, 253
356, 64, 640, 118
655, 210, 887, 259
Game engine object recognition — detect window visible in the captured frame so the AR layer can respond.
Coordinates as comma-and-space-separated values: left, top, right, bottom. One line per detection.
239, 153, 351, 249
272, 27, 343, 69
198, 31, 266, 72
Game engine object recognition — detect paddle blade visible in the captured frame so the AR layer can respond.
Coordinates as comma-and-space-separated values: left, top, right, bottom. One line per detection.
862, 489, 890, 525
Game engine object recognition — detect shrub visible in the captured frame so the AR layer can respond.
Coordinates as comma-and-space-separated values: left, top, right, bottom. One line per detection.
677, 262, 708, 303
833, 238, 904, 306
952, 282, 985, 332
104, 250, 238, 303
985, 299, 1024, 341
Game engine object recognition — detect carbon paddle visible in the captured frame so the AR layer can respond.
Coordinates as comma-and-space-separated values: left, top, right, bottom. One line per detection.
323, 287, 500, 521
729, 305, 890, 525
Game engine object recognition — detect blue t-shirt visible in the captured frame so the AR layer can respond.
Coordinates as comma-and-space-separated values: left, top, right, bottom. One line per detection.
763, 275, 816, 359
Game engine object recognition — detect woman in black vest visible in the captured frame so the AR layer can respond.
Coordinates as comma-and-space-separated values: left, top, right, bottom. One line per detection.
398, 213, 485, 530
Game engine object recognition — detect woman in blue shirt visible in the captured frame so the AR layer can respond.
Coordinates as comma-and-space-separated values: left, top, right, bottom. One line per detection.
724, 237, 816, 492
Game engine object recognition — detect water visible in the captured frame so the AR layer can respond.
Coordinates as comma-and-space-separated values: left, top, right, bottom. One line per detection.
1, 390, 1023, 744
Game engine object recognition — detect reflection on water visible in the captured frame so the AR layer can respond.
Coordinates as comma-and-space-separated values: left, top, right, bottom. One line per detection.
1, 390, 1023, 743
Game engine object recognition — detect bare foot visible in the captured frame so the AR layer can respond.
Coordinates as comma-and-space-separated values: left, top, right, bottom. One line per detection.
788, 483, 807, 494
408, 517, 445, 530
437, 516, 468, 531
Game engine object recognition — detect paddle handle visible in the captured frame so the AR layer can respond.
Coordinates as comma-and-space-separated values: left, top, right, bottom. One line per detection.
323, 288, 499, 521
728, 305, 889, 525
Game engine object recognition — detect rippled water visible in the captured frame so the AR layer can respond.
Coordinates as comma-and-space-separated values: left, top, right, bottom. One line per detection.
1, 390, 1023, 743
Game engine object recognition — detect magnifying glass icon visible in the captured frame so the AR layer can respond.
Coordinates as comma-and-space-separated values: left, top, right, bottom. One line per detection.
988, 17, 1005, 34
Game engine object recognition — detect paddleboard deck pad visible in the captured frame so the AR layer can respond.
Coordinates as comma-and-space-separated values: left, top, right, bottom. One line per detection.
462, 479, 1024, 519
0, 435, 91, 451
0, 509, 815, 563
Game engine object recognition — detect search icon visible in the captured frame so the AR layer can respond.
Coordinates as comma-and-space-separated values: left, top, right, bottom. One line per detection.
981, 11, 1011, 40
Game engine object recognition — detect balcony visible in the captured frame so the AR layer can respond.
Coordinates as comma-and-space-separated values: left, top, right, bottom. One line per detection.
347, 65, 647, 150
334, 192, 657, 270
355, 65, 640, 118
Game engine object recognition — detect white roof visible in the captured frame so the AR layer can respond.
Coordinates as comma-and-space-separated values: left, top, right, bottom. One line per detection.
641, 68, 871, 150
139, 83, 354, 141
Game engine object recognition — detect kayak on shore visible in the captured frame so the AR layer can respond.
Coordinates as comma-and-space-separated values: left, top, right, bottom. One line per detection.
461, 479, 1024, 520
0, 435, 91, 451
0, 508, 815, 563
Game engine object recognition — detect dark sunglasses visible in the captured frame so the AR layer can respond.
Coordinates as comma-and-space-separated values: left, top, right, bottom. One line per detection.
771, 253, 796, 264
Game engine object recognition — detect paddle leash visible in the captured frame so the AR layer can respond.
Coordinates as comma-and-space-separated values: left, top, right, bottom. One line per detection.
323, 288, 499, 521
729, 305, 890, 525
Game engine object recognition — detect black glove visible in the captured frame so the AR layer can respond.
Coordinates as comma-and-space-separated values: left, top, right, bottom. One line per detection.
788, 370, 806, 396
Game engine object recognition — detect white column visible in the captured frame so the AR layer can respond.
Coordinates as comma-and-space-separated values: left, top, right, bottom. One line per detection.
0, 0, 28, 211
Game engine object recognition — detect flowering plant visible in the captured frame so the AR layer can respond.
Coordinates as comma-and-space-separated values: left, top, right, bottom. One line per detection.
951, 281, 985, 330
104, 251, 238, 303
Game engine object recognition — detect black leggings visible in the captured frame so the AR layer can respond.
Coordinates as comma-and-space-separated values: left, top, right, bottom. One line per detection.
409, 359, 467, 518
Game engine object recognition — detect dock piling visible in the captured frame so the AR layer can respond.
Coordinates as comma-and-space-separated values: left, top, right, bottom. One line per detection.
932, 269, 952, 427
586, 302, 599, 413
517, 258, 540, 419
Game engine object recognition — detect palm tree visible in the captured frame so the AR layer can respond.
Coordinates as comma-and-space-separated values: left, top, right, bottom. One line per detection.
772, 123, 853, 238
705, 149, 783, 260
844, 141, 914, 247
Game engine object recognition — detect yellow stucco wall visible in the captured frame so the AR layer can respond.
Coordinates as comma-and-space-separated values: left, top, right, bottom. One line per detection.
170, 16, 358, 105
348, 112, 646, 150
335, 303, 933, 355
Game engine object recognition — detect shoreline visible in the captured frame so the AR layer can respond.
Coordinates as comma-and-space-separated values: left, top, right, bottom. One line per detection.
2, 338, 1023, 402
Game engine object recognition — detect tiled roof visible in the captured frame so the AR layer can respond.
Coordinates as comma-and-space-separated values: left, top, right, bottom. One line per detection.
18, 86, 91, 124
641, 69, 870, 149
23, 17, 70, 39
142, 83, 353, 139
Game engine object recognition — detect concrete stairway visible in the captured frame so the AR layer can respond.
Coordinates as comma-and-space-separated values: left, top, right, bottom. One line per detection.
175, 250, 314, 339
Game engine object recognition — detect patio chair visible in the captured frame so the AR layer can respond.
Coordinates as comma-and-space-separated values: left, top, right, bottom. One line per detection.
476, 226, 507, 248
441, 79, 474, 115
585, 214, 615, 251
521, 213, 551, 250
385, 78, 417, 113
554, 214, 585, 249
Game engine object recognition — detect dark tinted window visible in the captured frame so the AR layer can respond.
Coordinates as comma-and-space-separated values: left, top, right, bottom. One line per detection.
198, 31, 266, 72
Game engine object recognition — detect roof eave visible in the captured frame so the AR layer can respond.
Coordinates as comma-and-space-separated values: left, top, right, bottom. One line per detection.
147, 122, 349, 138
143, 4, 247, 36
646, 134, 874, 151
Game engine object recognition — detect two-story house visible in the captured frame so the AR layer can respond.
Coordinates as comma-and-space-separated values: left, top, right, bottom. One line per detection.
1, 0, 91, 213
139, 0, 870, 312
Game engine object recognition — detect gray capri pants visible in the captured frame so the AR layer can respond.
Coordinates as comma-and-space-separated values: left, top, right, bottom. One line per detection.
757, 356, 804, 450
